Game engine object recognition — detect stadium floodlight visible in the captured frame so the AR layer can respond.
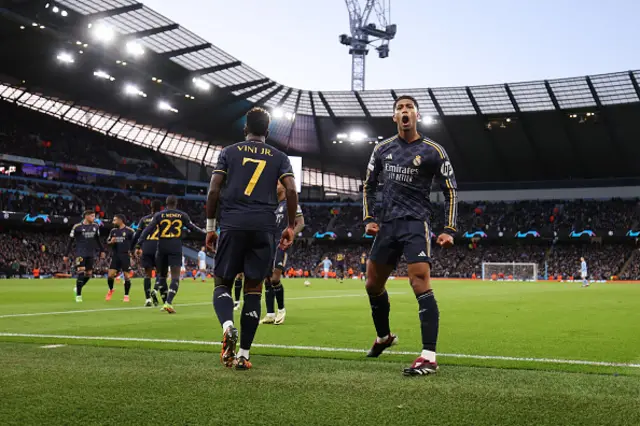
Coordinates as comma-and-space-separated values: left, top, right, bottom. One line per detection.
336, 133, 348, 139
158, 101, 178, 113
125, 41, 144, 57
45, 2, 50, 7
93, 70, 115, 81
124, 83, 146, 97
61, 10, 68, 17
56, 52, 75, 64
91, 23, 115, 44
192, 77, 211, 92
272, 108, 284, 119
421, 115, 435, 126
32, 23, 38, 27
349, 131, 367, 142
52, 6, 59, 13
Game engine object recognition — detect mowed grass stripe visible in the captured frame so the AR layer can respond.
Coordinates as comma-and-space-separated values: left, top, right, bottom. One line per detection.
0, 292, 407, 319
2, 332, 638, 369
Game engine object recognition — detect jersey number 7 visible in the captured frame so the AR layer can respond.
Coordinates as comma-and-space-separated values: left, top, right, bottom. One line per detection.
242, 157, 266, 196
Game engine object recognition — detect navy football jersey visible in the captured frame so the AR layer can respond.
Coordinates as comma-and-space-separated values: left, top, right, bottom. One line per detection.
66, 222, 104, 257
275, 200, 303, 234
214, 140, 294, 232
132, 214, 158, 253
363, 134, 458, 234
108, 226, 135, 255
137, 209, 204, 252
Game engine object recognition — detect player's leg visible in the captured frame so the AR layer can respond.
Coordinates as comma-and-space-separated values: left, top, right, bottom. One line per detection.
156, 253, 169, 304
74, 257, 86, 302
143, 267, 155, 306
122, 257, 132, 302
272, 259, 286, 325
212, 231, 244, 367
163, 253, 182, 313
262, 275, 275, 322
262, 247, 284, 324
234, 273, 243, 310
106, 255, 118, 301
402, 220, 439, 376
236, 231, 275, 369
366, 222, 401, 357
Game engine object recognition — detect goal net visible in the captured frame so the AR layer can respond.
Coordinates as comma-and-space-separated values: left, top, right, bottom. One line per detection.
481, 262, 538, 281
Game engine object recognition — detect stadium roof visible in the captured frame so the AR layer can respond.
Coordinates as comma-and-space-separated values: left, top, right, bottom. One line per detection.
2, 0, 640, 184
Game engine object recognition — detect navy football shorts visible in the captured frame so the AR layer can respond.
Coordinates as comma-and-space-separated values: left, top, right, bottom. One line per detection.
215, 230, 275, 281
75, 256, 94, 271
273, 247, 288, 271
369, 218, 432, 266
156, 249, 182, 277
141, 251, 156, 269
110, 254, 132, 272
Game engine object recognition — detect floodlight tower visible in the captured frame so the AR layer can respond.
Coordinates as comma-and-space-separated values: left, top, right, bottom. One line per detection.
339, 0, 396, 91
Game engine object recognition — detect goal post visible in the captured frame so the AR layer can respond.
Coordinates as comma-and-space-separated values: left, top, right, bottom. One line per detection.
481, 262, 538, 281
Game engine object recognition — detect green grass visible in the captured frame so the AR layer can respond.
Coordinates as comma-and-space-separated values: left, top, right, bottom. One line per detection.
1, 278, 639, 425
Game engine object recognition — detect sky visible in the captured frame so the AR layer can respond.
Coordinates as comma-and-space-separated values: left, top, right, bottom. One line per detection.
141, 0, 640, 91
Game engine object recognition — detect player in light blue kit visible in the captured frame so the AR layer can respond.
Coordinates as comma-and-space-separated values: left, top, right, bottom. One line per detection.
194, 246, 208, 282
580, 257, 589, 287
317, 257, 332, 280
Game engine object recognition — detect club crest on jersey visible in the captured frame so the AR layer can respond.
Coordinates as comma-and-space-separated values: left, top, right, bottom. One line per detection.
413, 155, 422, 167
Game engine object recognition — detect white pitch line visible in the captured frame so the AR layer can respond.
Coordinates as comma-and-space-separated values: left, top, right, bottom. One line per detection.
0, 292, 406, 319
1, 332, 638, 369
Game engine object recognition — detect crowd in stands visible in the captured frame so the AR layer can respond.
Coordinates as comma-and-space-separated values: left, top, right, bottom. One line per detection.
3, 227, 637, 280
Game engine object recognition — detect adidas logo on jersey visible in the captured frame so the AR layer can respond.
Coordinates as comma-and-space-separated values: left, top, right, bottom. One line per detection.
245, 311, 259, 319
385, 154, 393, 160
418, 251, 427, 257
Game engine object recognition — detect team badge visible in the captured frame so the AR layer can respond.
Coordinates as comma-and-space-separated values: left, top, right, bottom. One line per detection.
413, 155, 422, 166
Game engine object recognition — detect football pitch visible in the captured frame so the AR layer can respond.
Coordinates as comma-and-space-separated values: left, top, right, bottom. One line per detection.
1, 278, 639, 425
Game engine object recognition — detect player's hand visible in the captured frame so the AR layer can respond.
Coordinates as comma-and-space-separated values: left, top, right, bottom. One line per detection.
206, 231, 218, 252
100, 252, 106, 259
436, 233, 454, 248
365, 222, 379, 236
135, 248, 142, 258
279, 227, 294, 251
63, 256, 69, 264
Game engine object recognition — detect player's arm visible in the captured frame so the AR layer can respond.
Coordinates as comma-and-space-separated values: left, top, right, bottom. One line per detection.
205, 149, 228, 250
293, 206, 305, 235
183, 213, 206, 235
131, 219, 144, 248
279, 154, 298, 250
136, 214, 159, 248
95, 227, 105, 257
107, 229, 116, 245
435, 151, 458, 236
363, 147, 382, 232
64, 225, 76, 258
127, 228, 136, 253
